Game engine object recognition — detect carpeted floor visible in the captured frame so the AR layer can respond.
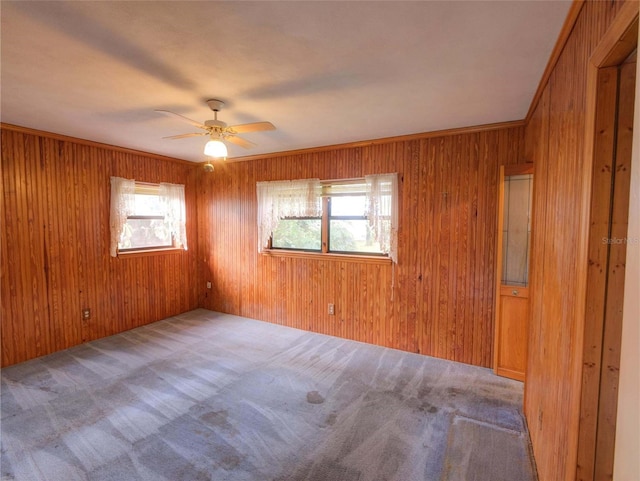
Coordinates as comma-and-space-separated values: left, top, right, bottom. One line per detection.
1, 309, 537, 481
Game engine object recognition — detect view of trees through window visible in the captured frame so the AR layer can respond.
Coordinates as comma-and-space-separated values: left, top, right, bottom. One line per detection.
271, 193, 383, 254
272, 219, 321, 250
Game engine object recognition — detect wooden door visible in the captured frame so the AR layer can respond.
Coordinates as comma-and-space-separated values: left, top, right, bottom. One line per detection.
494, 164, 533, 381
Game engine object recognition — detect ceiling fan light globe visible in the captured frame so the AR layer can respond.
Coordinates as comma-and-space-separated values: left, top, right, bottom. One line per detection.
204, 139, 228, 159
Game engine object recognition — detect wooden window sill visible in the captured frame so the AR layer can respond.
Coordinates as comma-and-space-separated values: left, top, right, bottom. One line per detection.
261, 249, 392, 265
117, 248, 185, 258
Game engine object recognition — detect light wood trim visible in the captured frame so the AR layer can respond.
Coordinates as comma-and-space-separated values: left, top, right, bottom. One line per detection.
321, 196, 330, 252
0, 122, 193, 166
225, 120, 526, 163
261, 249, 392, 265
504, 163, 534, 176
525, 0, 585, 122
496, 366, 526, 381
493, 166, 506, 375
116, 248, 186, 258
589, 1, 639, 68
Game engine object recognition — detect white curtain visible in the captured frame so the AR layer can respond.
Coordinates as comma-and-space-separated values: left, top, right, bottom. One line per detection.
365, 173, 399, 263
256, 178, 322, 252
159, 182, 188, 250
109, 176, 136, 257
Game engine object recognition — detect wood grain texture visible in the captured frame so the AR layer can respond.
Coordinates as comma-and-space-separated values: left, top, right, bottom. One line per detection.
593, 56, 635, 481
493, 164, 533, 382
197, 126, 526, 367
577, 66, 619, 481
495, 286, 529, 382
1, 126, 200, 366
523, 1, 634, 481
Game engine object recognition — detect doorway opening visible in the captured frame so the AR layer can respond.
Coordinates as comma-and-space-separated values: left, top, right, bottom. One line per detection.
577, 19, 637, 481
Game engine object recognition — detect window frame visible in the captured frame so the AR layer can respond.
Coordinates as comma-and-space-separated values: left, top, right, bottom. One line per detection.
268, 179, 389, 259
117, 182, 177, 254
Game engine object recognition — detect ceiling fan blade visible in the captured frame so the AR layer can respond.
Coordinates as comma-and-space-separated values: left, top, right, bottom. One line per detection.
226, 135, 256, 149
227, 121, 276, 134
163, 132, 208, 140
155, 109, 207, 130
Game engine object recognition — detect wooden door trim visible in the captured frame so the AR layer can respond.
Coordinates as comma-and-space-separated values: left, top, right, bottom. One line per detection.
574, 3, 639, 481
493, 166, 506, 375
589, 1, 639, 68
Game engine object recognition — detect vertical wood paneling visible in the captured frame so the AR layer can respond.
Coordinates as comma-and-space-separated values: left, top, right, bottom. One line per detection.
197, 125, 525, 367
523, 1, 631, 481
1, 127, 200, 366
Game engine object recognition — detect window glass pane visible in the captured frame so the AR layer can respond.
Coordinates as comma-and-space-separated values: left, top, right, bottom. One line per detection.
272, 219, 321, 250
329, 219, 382, 253
133, 193, 164, 216
331, 195, 366, 217
502, 174, 533, 286
119, 218, 172, 250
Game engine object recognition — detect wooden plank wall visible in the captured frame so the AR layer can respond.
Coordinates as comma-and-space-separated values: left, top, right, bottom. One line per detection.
1, 126, 200, 366
523, 1, 628, 480
197, 125, 525, 367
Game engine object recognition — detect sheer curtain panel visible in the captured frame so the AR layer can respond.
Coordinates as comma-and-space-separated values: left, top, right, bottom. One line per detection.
109, 176, 136, 257
256, 179, 322, 252
365, 173, 399, 263
159, 182, 188, 250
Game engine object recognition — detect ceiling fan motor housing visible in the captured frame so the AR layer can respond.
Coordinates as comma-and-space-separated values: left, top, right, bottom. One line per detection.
206, 99, 224, 112
205, 119, 227, 130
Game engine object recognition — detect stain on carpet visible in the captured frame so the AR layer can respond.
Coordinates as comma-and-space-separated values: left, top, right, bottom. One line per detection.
306, 390, 325, 404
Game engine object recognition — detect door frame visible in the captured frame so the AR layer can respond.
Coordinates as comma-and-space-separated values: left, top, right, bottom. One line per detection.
574, 3, 638, 480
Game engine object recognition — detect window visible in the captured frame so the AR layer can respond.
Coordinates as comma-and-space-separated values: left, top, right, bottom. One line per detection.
272, 218, 322, 250
328, 186, 383, 254
109, 177, 187, 256
119, 184, 173, 251
257, 174, 398, 261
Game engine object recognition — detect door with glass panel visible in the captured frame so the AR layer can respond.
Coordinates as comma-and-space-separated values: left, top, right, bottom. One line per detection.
494, 164, 533, 381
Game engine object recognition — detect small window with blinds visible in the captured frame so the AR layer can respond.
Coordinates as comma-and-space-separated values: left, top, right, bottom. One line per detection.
118, 183, 174, 252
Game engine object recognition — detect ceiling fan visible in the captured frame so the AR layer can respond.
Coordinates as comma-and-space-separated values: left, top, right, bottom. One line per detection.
156, 99, 276, 160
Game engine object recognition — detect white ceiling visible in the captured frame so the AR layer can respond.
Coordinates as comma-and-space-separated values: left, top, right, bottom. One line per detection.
1, 1, 571, 162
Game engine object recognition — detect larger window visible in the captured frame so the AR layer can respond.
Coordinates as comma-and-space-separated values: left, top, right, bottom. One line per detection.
257, 174, 398, 261
109, 177, 188, 256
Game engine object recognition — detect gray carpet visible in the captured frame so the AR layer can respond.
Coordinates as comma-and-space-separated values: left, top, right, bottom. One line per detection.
1, 309, 537, 481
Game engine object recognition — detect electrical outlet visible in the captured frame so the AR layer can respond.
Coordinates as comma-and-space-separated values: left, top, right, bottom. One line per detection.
82, 308, 91, 320
206, 281, 212, 289
328, 303, 335, 315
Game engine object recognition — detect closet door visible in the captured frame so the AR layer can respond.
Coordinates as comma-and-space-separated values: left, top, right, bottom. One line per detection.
494, 164, 533, 381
